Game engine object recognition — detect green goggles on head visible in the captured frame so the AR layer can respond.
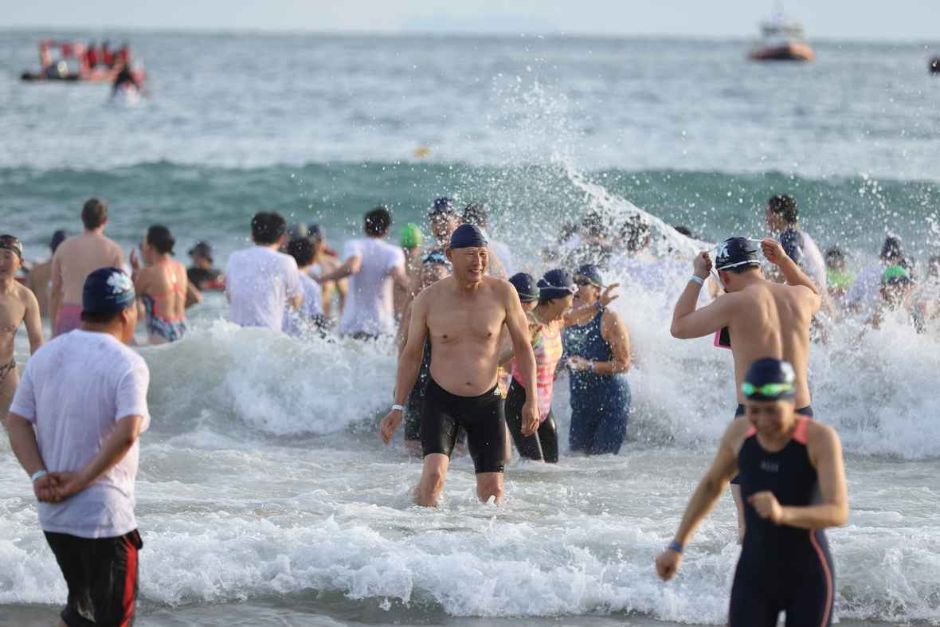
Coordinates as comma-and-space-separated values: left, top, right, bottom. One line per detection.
741, 381, 794, 398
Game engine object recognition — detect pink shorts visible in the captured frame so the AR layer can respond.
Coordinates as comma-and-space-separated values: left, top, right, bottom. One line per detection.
54, 303, 83, 337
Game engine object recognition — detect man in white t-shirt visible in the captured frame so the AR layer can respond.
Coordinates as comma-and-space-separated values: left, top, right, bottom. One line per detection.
318, 206, 408, 338
225, 211, 303, 332
5, 267, 149, 627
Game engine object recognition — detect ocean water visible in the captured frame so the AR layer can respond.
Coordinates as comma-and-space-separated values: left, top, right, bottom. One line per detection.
1, 30, 940, 626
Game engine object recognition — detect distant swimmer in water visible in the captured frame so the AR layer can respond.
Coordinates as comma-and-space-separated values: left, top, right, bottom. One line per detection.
0, 235, 43, 417
131, 225, 190, 344
503, 269, 574, 463
670, 236, 821, 539
379, 224, 538, 507
25, 230, 67, 320
656, 358, 848, 627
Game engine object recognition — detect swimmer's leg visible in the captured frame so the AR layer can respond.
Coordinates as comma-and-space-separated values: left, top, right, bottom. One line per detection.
0, 364, 19, 418
785, 532, 834, 627
537, 414, 559, 463
475, 471, 504, 504
589, 406, 628, 455
505, 381, 545, 460
414, 454, 450, 507
729, 561, 779, 627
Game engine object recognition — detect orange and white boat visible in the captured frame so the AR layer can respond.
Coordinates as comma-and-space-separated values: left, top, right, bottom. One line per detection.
749, 8, 814, 62
20, 40, 146, 85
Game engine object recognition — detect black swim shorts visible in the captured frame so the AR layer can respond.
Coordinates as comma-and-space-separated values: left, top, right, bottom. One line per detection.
421, 377, 506, 474
44, 529, 143, 627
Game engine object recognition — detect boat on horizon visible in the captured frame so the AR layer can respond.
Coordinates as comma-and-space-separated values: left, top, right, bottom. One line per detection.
20, 39, 146, 85
749, 7, 815, 62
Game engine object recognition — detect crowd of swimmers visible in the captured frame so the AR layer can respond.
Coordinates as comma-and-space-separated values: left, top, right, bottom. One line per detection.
1, 191, 937, 626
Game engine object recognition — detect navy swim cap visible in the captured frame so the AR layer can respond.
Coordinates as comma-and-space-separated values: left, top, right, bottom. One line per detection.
574, 264, 605, 288
0, 235, 23, 260
742, 358, 796, 402
50, 230, 67, 253
715, 237, 761, 271
422, 250, 450, 267
429, 197, 457, 217
449, 224, 488, 249
509, 272, 540, 303
82, 267, 136, 315
538, 269, 577, 300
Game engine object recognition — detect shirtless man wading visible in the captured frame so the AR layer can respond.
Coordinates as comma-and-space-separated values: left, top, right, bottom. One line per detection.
670, 237, 821, 535
380, 224, 538, 507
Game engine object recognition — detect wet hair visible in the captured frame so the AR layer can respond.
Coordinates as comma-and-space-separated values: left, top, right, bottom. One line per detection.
364, 206, 392, 237
50, 229, 67, 253
825, 247, 845, 264
673, 225, 693, 237
146, 225, 175, 255
287, 237, 315, 267
251, 211, 287, 245
768, 194, 798, 224
81, 198, 108, 230
621, 214, 651, 253
880, 235, 903, 262
462, 202, 488, 228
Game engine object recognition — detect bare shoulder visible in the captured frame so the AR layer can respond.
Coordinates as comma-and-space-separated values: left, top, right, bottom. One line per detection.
484, 275, 514, 298
415, 277, 450, 308
722, 416, 752, 455
807, 420, 841, 448
14, 281, 39, 306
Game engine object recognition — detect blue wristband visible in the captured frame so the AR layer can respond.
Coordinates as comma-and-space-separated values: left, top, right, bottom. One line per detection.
668, 540, 684, 554
30, 469, 48, 482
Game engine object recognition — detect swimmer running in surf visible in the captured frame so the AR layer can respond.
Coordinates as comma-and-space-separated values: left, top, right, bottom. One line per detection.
380, 224, 538, 506
131, 225, 191, 344
670, 236, 821, 538
656, 358, 848, 627
0, 235, 43, 417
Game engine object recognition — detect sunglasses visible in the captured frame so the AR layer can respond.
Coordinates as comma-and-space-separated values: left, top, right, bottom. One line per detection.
741, 382, 793, 397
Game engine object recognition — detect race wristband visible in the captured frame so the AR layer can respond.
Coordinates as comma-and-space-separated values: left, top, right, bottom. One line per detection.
391, 404, 405, 413
30, 470, 48, 482
668, 540, 684, 554
689, 275, 705, 286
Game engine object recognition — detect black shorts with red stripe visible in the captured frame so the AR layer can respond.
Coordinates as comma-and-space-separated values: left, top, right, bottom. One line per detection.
44, 529, 142, 627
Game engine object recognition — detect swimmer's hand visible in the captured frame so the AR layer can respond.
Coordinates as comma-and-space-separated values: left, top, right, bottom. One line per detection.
760, 238, 787, 266
568, 356, 592, 372
600, 283, 621, 307
748, 491, 784, 524
379, 410, 402, 445
33, 474, 60, 503
520, 399, 539, 436
693, 252, 712, 279
47, 471, 87, 502
655, 549, 682, 581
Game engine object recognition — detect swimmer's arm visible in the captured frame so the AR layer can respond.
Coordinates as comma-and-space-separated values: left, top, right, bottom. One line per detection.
763, 238, 821, 299
22, 288, 43, 353
318, 255, 361, 282
780, 427, 849, 529
392, 294, 429, 406
670, 291, 732, 339
597, 311, 630, 374
49, 253, 63, 324
5, 412, 46, 477
390, 263, 410, 290
396, 301, 413, 356
505, 285, 537, 394
671, 422, 741, 548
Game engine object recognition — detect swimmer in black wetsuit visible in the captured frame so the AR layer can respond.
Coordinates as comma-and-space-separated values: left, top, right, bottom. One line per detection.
656, 358, 849, 627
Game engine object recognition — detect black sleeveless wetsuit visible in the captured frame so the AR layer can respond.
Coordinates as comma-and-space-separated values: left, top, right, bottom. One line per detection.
731, 417, 835, 627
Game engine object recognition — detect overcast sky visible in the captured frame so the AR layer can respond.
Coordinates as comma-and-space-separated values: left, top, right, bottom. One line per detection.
4, 0, 938, 41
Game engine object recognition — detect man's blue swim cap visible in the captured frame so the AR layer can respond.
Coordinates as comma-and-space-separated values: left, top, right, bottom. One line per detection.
742, 358, 796, 402
82, 267, 136, 315
574, 264, 605, 288
538, 269, 577, 300
509, 272, 540, 303
429, 197, 457, 217
449, 224, 488, 249
716, 237, 761, 271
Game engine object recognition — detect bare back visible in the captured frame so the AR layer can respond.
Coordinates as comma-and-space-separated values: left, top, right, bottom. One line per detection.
53, 233, 124, 304
138, 259, 188, 322
728, 281, 816, 406
423, 275, 509, 396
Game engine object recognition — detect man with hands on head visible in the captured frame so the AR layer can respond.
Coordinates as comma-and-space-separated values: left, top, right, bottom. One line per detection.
5, 267, 149, 627
379, 224, 538, 507
670, 236, 822, 537
655, 358, 848, 627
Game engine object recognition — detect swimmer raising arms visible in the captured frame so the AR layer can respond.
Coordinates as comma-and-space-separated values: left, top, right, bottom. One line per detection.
380, 224, 538, 507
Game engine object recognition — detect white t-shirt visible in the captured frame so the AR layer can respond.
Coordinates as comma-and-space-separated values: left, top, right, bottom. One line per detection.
10, 330, 150, 539
846, 261, 884, 313
339, 237, 405, 336
225, 246, 303, 331
779, 228, 828, 292
284, 271, 324, 336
